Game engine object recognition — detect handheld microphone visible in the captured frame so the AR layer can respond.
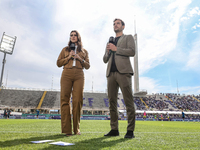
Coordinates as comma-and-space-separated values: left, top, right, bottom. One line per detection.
109, 36, 115, 44
70, 43, 75, 51
70, 43, 76, 59
108, 36, 115, 55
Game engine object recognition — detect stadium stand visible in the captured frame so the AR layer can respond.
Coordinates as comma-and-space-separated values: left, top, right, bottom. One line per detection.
0, 89, 43, 108
117, 94, 125, 109
52, 92, 61, 109
0, 89, 200, 120
37, 91, 47, 109
41, 91, 57, 109
134, 97, 146, 110
82, 92, 109, 110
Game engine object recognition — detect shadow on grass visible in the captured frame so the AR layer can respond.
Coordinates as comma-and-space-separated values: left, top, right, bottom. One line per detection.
0, 134, 64, 148
41, 136, 132, 150
1, 134, 133, 150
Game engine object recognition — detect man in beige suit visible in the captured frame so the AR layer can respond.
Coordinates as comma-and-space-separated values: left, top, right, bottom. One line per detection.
103, 18, 136, 138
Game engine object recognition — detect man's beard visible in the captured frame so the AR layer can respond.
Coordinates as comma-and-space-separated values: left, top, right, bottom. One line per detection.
114, 27, 122, 33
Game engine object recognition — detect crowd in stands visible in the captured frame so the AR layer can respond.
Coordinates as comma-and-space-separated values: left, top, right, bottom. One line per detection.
134, 96, 169, 111
143, 96, 169, 111
134, 97, 146, 110
166, 94, 200, 111
132, 93, 200, 113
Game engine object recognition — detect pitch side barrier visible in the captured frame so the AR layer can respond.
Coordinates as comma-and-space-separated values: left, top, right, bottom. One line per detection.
1, 114, 199, 122
0, 114, 109, 120
0, 111, 200, 121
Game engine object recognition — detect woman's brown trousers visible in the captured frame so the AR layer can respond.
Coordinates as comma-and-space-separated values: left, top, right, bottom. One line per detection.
60, 68, 84, 134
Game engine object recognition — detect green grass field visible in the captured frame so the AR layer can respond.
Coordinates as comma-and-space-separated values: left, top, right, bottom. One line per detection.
0, 119, 199, 150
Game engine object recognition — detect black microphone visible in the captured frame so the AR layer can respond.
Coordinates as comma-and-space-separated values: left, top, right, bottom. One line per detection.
108, 36, 115, 55
109, 36, 115, 44
70, 43, 76, 59
70, 43, 75, 51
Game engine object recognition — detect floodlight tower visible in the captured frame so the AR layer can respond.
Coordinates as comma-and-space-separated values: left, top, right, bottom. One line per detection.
0, 32, 17, 87
133, 18, 139, 93
133, 17, 147, 96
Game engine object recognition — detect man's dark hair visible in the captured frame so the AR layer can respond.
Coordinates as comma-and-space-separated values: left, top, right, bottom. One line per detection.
114, 18, 125, 26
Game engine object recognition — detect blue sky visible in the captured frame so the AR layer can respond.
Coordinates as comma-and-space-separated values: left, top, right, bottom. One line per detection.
0, 0, 200, 95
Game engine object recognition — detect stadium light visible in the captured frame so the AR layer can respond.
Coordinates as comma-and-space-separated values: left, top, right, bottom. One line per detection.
0, 32, 17, 87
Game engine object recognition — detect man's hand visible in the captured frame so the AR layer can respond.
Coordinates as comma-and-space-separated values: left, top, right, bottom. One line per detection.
106, 43, 117, 52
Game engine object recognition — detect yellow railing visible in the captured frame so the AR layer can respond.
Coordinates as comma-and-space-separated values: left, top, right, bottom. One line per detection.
192, 96, 200, 102
36, 91, 47, 109
140, 98, 149, 109
166, 96, 173, 103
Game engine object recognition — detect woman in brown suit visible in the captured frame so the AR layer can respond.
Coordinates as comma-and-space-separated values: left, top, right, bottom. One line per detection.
57, 30, 90, 136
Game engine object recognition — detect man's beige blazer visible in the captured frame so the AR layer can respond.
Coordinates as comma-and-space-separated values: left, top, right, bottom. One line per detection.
103, 34, 135, 77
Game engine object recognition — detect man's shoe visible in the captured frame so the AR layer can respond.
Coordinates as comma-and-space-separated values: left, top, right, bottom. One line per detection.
104, 130, 119, 136
124, 130, 135, 138
65, 134, 73, 137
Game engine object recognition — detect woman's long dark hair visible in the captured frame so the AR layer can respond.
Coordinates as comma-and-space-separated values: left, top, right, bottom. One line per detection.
67, 30, 83, 52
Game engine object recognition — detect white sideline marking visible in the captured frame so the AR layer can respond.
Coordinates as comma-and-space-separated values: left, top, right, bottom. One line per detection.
0, 131, 199, 134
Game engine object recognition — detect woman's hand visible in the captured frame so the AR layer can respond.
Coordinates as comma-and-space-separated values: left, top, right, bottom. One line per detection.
74, 54, 83, 61
69, 51, 75, 58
